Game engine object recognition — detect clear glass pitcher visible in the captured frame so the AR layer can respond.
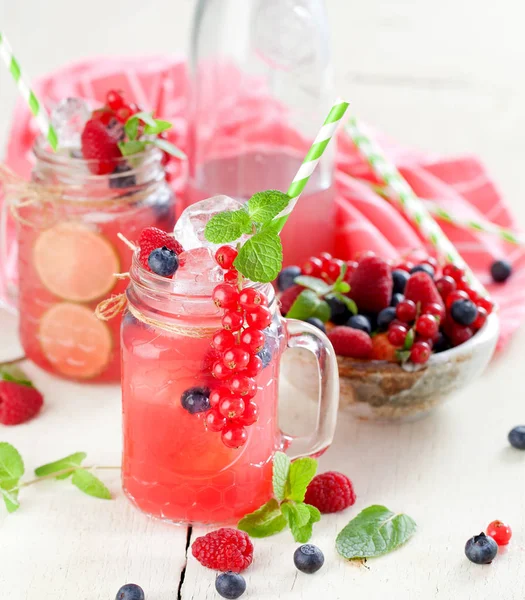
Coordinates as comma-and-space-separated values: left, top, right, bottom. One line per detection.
187, 0, 336, 266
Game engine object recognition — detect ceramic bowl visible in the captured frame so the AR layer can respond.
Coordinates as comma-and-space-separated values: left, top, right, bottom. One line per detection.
281, 313, 499, 422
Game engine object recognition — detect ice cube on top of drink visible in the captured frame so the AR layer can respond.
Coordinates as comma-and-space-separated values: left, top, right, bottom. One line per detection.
50, 97, 90, 150
173, 247, 224, 295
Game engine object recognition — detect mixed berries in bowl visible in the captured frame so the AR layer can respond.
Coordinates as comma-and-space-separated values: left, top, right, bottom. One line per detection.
278, 251, 499, 421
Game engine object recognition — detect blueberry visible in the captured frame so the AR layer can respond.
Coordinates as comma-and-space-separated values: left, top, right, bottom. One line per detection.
148, 246, 179, 277
346, 314, 371, 334
410, 264, 435, 278
362, 311, 378, 331
490, 259, 512, 283
180, 387, 210, 414
377, 307, 397, 330
110, 163, 137, 189
433, 333, 451, 354
277, 266, 302, 291
450, 299, 478, 326
390, 293, 404, 307
326, 297, 352, 325
115, 583, 145, 600
306, 317, 326, 333
151, 189, 176, 224
464, 533, 498, 564
257, 328, 278, 369
215, 572, 246, 599
392, 269, 410, 294
293, 544, 325, 574
508, 425, 525, 450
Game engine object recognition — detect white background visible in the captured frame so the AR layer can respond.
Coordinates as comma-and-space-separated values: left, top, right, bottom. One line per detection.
1, 1, 525, 599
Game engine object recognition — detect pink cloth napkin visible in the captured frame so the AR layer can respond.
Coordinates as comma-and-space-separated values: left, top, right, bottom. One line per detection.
2, 56, 524, 350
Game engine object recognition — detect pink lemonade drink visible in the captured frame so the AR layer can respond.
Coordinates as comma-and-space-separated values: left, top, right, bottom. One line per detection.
15, 143, 175, 382
121, 217, 339, 525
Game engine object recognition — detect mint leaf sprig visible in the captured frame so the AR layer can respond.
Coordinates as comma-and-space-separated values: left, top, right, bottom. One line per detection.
238, 452, 321, 543
119, 111, 186, 159
0, 443, 118, 513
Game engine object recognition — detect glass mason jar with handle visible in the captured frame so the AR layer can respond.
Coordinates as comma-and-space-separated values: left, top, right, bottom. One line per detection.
2, 140, 175, 382
121, 249, 339, 525
187, 0, 336, 267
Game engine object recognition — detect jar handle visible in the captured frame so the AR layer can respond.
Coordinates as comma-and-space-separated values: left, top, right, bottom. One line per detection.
281, 319, 339, 460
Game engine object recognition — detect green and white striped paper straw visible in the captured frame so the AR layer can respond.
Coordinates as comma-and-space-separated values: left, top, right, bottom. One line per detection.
346, 116, 487, 293
275, 100, 349, 231
0, 32, 58, 151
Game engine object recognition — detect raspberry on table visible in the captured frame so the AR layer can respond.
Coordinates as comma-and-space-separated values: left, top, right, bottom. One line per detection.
192, 528, 253, 573
328, 327, 373, 359
304, 471, 356, 513
0, 381, 44, 425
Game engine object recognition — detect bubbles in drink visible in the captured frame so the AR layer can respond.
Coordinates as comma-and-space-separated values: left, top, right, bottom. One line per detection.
50, 97, 90, 150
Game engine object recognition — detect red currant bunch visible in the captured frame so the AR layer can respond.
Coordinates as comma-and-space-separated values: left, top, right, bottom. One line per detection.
302, 252, 346, 284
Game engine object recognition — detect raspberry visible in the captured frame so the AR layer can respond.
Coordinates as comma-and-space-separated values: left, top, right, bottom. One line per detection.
138, 227, 184, 271
371, 333, 397, 361
279, 284, 304, 315
304, 472, 356, 513
191, 528, 253, 572
80, 118, 123, 175
404, 272, 444, 310
348, 255, 393, 313
327, 327, 373, 359
0, 381, 44, 425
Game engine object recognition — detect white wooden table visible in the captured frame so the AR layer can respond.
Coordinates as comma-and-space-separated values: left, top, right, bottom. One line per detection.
1, 1, 525, 598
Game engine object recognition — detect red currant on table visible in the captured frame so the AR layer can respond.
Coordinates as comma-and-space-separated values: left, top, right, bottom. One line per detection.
423, 302, 445, 321
222, 424, 248, 448
410, 340, 431, 364
205, 409, 227, 432
237, 400, 259, 426
415, 314, 439, 339
219, 396, 245, 419
244, 355, 263, 377
215, 245, 238, 270
240, 327, 266, 354
325, 258, 343, 282
222, 310, 244, 332
224, 270, 239, 284
302, 256, 323, 277
473, 306, 488, 330
486, 520, 512, 546
387, 324, 408, 347
239, 288, 268, 308
209, 386, 230, 408
228, 375, 257, 396
245, 305, 272, 330
222, 347, 251, 370
442, 264, 464, 281
212, 329, 236, 352
396, 299, 417, 323
213, 284, 240, 309
445, 290, 469, 310
435, 276, 456, 300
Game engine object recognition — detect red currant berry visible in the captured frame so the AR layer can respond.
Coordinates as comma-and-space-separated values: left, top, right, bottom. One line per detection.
219, 396, 245, 419
205, 409, 227, 432
222, 424, 248, 448
302, 256, 323, 277
423, 302, 445, 321
449, 324, 474, 347
209, 386, 231, 408
222, 347, 251, 370
435, 276, 456, 300
415, 314, 439, 339
445, 290, 469, 310
325, 258, 344, 282
473, 306, 488, 330
222, 310, 244, 332
106, 90, 125, 111
319, 251, 333, 262
239, 288, 268, 308
422, 256, 438, 270
212, 361, 231, 380
477, 296, 495, 314
466, 288, 480, 303
455, 276, 470, 292
387, 324, 408, 347
224, 270, 239, 284
486, 520, 512, 546
215, 245, 238, 270
211, 329, 236, 352
393, 262, 414, 273
416, 336, 434, 348
213, 284, 240, 309
245, 305, 272, 330
442, 263, 464, 281
410, 341, 431, 364
240, 327, 266, 354
228, 375, 257, 396
127, 102, 139, 115
396, 299, 417, 323
116, 106, 133, 123
237, 401, 259, 426
244, 355, 263, 377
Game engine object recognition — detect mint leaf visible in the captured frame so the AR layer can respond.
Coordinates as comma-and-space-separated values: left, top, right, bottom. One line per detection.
336, 505, 417, 560
312, 300, 331, 323
396, 349, 411, 364
282, 502, 319, 543
124, 116, 139, 141
35, 452, 87, 480
403, 329, 415, 350
144, 119, 172, 135
133, 111, 157, 128
0, 442, 24, 491
287, 457, 317, 502
294, 276, 331, 296
333, 281, 350, 294
286, 290, 319, 320
205, 210, 252, 244
234, 231, 283, 283
247, 190, 290, 225
0, 364, 33, 387
0, 487, 20, 513
150, 138, 186, 160
119, 140, 146, 156
238, 499, 287, 537
71, 469, 112, 500
272, 452, 291, 501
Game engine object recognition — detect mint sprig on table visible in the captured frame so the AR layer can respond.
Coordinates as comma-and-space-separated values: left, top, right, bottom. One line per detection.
119, 111, 186, 159
0, 442, 115, 513
336, 505, 417, 560
238, 452, 321, 543
205, 190, 291, 283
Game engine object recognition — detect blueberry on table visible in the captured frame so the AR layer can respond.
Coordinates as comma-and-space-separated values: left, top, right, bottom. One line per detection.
277, 266, 302, 291
392, 269, 410, 294
377, 307, 397, 330
181, 387, 211, 414
450, 299, 478, 326
410, 264, 435, 278
346, 314, 372, 334
464, 533, 498, 564
294, 544, 325, 574
490, 259, 512, 283
148, 246, 179, 277
115, 583, 145, 600
326, 296, 352, 325
508, 425, 525, 450
215, 572, 246, 599
306, 317, 327, 333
